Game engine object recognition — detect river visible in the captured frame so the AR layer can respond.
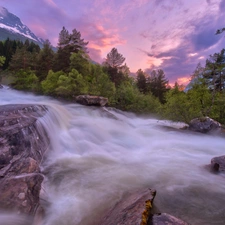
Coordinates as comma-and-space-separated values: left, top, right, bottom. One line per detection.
0, 86, 225, 225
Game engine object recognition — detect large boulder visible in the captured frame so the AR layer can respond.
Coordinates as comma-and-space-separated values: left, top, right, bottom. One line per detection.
99, 188, 190, 225
188, 117, 221, 133
76, 95, 108, 106
99, 188, 156, 225
0, 104, 49, 217
211, 155, 225, 172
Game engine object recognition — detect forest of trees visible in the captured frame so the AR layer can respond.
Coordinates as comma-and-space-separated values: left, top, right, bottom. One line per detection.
0, 26, 225, 125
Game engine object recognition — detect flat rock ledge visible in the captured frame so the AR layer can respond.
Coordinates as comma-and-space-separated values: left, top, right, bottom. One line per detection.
99, 188, 189, 225
76, 95, 108, 106
0, 104, 49, 220
188, 117, 221, 134
211, 155, 225, 172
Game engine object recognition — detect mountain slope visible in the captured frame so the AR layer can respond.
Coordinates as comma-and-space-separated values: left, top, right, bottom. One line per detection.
0, 6, 44, 45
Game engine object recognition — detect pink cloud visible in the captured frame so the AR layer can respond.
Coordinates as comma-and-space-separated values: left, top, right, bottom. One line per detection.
88, 48, 103, 63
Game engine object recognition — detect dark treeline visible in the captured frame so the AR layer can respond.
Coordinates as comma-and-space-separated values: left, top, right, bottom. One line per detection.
0, 26, 225, 125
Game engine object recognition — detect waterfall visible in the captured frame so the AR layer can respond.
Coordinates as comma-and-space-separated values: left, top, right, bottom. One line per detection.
1, 87, 225, 225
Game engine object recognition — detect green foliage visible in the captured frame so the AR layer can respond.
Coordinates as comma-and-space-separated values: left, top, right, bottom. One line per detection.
208, 92, 225, 124
9, 46, 39, 71
88, 64, 116, 103
0, 38, 40, 70
36, 39, 55, 81
148, 69, 170, 103
53, 27, 89, 72
70, 52, 90, 76
160, 83, 213, 124
41, 69, 89, 98
41, 70, 65, 95
0, 56, 6, 67
136, 69, 147, 93
105, 47, 125, 68
11, 69, 39, 91
65, 68, 88, 96
115, 81, 161, 113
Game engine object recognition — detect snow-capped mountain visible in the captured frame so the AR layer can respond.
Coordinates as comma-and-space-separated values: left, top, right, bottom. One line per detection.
0, 6, 44, 46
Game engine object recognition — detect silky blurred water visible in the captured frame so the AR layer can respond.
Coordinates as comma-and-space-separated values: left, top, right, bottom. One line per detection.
1, 86, 225, 225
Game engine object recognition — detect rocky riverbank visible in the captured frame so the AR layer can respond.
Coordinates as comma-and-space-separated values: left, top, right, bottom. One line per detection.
0, 104, 49, 223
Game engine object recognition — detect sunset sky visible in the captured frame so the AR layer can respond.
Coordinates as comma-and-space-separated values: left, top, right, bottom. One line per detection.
0, 0, 225, 85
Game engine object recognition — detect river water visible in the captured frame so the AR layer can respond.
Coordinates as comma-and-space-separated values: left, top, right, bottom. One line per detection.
1, 86, 225, 225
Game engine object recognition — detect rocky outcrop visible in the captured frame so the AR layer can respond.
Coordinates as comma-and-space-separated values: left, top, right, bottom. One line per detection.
211, 155, 225, 172
76, 95, 108, 106
0, 104, 49, 217
99, 188, 156, 225
99, 188, 189, 225
188, 117, 221, 133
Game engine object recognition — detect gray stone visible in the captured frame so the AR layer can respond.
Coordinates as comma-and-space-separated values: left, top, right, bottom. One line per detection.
0, 104, 49, 217
99, 188, 156, 225
188, 117, 221, 133
76, 95, 108, 106
211, 155, 225, 172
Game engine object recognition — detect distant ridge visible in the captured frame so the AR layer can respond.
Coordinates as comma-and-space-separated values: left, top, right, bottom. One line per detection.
0, 6, 44, 46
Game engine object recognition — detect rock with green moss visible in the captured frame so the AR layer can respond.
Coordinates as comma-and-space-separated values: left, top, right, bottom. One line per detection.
99, 188, 156, 225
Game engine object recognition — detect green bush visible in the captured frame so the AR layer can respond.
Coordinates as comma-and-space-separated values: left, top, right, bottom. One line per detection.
11, 69, 39, 91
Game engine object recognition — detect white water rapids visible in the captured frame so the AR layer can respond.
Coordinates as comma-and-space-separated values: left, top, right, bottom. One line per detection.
1, 86, 225, 225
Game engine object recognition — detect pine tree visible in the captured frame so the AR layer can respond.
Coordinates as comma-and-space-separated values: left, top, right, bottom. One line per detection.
36, 39, 55, 81
104, 48, 126, 87
105, 48, 125, 68
148, 69, 169, 103
136, 69, 147, 93
54, 27, 89, 72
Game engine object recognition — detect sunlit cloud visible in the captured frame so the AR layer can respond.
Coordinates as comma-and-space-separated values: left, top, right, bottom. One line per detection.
1, 0, 224, 85
177, 76, 190, 85
189, 53, 198, 57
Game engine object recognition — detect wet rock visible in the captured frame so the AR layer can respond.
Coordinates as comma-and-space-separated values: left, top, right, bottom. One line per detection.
0, 84, 3, 89
211, 155, 225, 172
0, 174, 44, 214
188, 117, 221, 133
150, 213, 189, 225
76, 95, 108, 106
0, 104, 49, 217
99, 188, 156, 225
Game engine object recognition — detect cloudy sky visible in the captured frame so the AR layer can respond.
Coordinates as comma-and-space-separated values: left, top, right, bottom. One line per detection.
1, 0, 225, 85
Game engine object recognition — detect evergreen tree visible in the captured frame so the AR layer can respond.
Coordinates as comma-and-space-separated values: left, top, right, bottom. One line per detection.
36, 39, 55, 81
148, 69, 169, 103
69, 51, 90, 76
9, 46, 38, 71
205, 49, 225, 91
136, 69, 147, 93
105, 48, 125, 68
54, 27, 89, 72
104, 48, 127, 87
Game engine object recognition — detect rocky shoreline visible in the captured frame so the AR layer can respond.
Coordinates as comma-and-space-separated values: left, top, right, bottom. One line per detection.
0, 104, 49, 223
